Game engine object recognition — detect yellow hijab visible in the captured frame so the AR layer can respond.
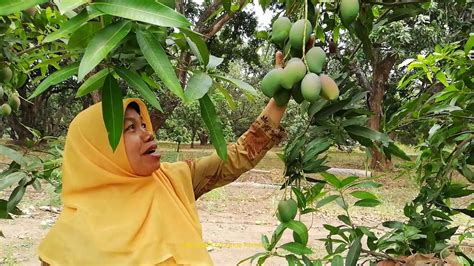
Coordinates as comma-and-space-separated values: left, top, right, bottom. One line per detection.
38, 98, 213, 265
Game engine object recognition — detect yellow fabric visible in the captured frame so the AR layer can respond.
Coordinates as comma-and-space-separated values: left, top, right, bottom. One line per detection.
38, 98, 212, 265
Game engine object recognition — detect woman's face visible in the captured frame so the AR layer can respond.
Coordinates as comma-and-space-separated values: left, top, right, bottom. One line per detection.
123, 107, 161, 176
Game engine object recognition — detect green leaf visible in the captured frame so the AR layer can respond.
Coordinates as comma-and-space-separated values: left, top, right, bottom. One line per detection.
270, 223, 287, 250
279, 242, 313, 255
261, 234, 270, 250
350, 181, 382, 189
56, 0, 89, 14
7, 185, 26, 212
351, 191, 377, 200
302, 139, 332, 164
0, 172, 27, 191
345, 237, 362, 266
321, 172, 341, 188
340, 176, 359, 188
436, 72, 448, 87
214, 75, 257, 97
285, 254, 298, 266
68, 22, 102, 50
382, 221, 403, 229
115, 68, 163, 112
291, 187, 306, 209
345, 125, 391, 145
354, 198, 381, 207
0, 0, 47, 16
222, 0, 231, 11
316, 195, 339, 208
0, 145, 26, 167
215, 83, 237, 110
44, 8, 102, 43
199, 94, 227, 161
78, 20, 132, 80
137, 30, 185, 100
29, 63, 79, 99
331, 254, 344, 266
207, 55, 224, 69
184, 72, 213, 101
101, 74, 124, 152
384, 142, 411, 161
76, 68, 109, 97
180, 28, 209, 66
236, 252, 268, 266
337, 215, 351, 226
92, 0, 190, 28
377, 7, 424, 26
464, 33, 474, 55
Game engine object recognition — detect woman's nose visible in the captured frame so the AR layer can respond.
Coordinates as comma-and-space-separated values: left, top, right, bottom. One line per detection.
143, 130, 154, 142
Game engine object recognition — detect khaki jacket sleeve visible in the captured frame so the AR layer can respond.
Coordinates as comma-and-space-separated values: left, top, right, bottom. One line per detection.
186, 115, 287, 200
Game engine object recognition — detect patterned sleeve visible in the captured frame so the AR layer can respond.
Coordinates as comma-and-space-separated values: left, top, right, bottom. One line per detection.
186, 115, 287, 200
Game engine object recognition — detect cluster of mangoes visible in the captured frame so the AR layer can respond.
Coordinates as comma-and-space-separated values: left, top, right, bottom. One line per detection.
261, 17, 339, 106
0, 88, 20, 116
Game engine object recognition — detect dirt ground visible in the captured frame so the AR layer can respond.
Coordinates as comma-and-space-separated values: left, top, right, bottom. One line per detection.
0, 170, 472, 265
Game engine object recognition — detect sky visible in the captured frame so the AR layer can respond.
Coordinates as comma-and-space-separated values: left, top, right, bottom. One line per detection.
192, 0, 275, 29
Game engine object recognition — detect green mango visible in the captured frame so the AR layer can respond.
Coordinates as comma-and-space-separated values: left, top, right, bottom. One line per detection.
271, 17, 292, 45
289, 19, 312, 51
261, 68, 283, 98
301, 73, 321, 102
273, 88, 291, 107
320, 74, 339, 100
277, 198, 297, 223
340, 0, 360, 25
291, 82, 304, 104
0, 103, 11, 116
0, 66, 12, 83
8, 94, 20, 111
306, 46, 326, 74
281, 58, 306, 89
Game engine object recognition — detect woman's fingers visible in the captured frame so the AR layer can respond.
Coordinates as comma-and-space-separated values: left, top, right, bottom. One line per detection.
275, 51, 284, 68
305, 35, 315, 52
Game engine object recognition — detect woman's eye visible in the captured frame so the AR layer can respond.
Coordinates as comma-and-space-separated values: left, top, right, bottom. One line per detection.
127, 124, 134, 130
141, 123, 146, 128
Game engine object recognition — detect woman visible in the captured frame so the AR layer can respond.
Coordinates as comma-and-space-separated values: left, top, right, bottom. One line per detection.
38, 55, 288, 265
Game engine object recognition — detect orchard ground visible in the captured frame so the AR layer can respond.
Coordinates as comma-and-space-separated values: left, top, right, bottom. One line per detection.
0, 143, 472, 265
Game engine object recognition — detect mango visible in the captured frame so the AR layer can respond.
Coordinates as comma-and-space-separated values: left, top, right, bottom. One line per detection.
289, 19, 312, 51
8, 94, 20, 111
291, 83, 304, 104
0, 103, 11, 116
261, 68, 283, 98
0, 66, 12, 83
306, 47, 326, 74
271, 17, 292, 44
301, 73, 321, 102
277, 198, 297, 223
340, 0, 359, 25
281, 58, 306, 89
273, 88, 291, 107
320, 74, 339, 100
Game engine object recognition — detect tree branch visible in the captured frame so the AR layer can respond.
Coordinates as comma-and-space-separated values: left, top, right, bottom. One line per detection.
361, 248, 404, 262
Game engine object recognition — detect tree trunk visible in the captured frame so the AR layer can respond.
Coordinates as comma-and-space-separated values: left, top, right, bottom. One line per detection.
368, 53, 398, 170
199, 132, 208, 145
191, 129, 196, 148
